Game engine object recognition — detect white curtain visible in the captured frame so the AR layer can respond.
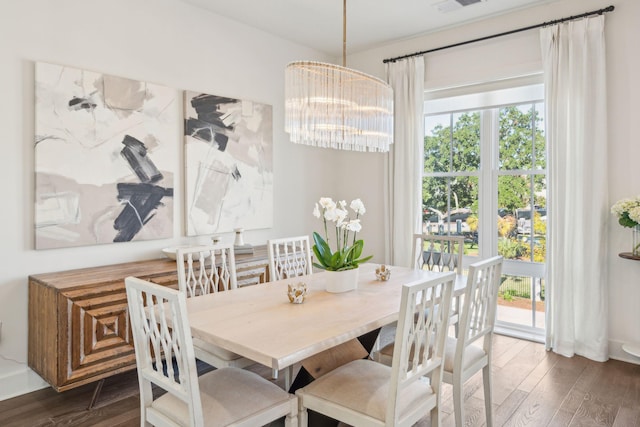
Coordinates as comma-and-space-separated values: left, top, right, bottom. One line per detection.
384, 56, 425, 267
541, 16, 609, 361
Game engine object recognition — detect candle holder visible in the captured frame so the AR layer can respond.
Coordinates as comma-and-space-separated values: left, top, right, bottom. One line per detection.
375, 264, 391, 281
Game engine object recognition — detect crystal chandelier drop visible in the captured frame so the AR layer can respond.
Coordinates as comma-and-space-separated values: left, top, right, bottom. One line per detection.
284, 1, 394, 152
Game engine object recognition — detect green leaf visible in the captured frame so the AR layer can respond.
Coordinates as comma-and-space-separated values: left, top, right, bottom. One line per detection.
312, 245, 329, 268
312, 231, 334, 266
329, 251, 341, 268
355, 255, 373, 264
352, 240, 364, 259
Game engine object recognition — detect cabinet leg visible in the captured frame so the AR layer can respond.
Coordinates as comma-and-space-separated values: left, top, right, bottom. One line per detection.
87, 379, 105, 410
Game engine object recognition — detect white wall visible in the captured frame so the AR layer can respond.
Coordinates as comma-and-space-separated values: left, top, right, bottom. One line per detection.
0, 0, 336, 399
342, 0, 640, 363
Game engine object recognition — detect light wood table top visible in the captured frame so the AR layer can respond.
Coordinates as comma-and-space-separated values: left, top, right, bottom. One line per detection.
185, 263, 467, 372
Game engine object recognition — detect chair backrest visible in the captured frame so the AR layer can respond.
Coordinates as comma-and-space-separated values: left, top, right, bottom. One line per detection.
387, 272, 455, 423
125, 276, 204, 426
457, 256, 503, 355
176, 244, 238, 297
267, 235, 313, 281
412, 234, 464, 274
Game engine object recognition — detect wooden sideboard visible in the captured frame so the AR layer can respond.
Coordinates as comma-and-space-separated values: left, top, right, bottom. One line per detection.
28, 246, 269, 392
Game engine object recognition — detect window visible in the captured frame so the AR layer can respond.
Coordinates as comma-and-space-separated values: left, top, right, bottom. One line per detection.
424, 78, 546, 340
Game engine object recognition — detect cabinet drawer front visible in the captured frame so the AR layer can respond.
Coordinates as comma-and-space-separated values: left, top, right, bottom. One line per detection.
59, 284, 134, 386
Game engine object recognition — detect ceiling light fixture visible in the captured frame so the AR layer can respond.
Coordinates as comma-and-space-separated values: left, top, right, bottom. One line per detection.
284, 0, 394, 152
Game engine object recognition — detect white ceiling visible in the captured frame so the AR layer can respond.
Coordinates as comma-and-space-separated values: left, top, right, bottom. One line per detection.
181, 0, 562, 57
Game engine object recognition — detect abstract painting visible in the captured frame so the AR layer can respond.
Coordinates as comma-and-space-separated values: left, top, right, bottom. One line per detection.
35, 62, 176, 249
184, 91, 273, 235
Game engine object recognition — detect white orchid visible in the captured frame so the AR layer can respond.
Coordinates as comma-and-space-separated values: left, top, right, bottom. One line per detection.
323, 207, 339, 222
345, 219, 362, 232
312, 196, 372, 271
350, 199, 366, 215
319, 197, 336, 210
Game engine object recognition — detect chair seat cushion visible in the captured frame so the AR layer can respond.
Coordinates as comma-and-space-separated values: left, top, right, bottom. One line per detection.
297, 359, 433, 422
443, 336, 486, 373
193, 337, 244, 361
152, 367, 291, 426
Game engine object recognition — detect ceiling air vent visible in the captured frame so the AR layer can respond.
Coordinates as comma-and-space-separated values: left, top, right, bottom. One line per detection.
433, 0, 485, 13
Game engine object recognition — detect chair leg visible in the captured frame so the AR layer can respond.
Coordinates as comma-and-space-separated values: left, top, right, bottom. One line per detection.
483, 364, 493, 427
431, 402, 441, 427
298, 406, 309, 427
284, 399, 298, 427
452, 375, 464, 427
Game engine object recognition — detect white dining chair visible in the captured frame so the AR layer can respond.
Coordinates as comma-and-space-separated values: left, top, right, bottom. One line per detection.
414, 233, 465, 336
371, 233, 465, 361
176, 244, 254, 370
267, 235, 313, 282
125, 276, 298, 427
295, 272, 455, 427
373, 256, 503, 427
442, 255, 503, 427
413, 233, 464, 274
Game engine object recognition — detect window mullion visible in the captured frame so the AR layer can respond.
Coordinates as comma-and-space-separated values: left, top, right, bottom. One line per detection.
478, 108, 497, 258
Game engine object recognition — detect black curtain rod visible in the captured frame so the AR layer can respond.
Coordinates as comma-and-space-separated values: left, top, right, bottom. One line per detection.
383, 5, 615, 63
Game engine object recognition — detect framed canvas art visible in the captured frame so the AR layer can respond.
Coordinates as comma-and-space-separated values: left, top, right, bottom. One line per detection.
184, 91, 273, 235
35, 62, 177, 249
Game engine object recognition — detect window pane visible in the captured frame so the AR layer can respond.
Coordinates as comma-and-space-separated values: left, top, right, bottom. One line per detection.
452, 112, 480, 172
425, 112, 480, 173
425, 114, 451, 173
534, 102, 546, 170
497, 175, 546, 263
422, 176, 479, 255
499, 104, 536, 171
497, 274, 545, 329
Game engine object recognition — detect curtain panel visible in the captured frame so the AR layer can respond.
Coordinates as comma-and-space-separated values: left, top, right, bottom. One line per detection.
384, 57, 425, 267
541, 15, 609, 361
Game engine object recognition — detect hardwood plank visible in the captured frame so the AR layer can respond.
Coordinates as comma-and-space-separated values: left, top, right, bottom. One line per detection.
492, 337, 530, 368
479, 340, 548, 405
493, 389, 529, 427
517, 348, 562, 393
502, 354, 589, 426
545, 358, 601, 426
612, 407, 640, 427
569, 360, 633, 427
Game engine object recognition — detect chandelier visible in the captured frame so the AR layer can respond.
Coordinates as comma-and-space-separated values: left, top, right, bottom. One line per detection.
284, 0, 394, 152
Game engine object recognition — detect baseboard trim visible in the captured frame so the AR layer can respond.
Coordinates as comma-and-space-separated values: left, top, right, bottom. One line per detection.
0, 368, 49, 401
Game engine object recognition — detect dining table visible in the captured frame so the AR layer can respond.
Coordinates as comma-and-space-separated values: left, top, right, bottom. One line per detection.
183, 262, 467, 390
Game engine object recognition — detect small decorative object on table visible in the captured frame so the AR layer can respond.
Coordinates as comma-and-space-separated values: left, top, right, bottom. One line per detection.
312, 197, 372, 293
611, 196, 640, 256
287, 282, 307, 304
375, 264, 391, 281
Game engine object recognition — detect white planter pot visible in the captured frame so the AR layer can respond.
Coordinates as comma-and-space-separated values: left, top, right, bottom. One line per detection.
324, 267, 359, 293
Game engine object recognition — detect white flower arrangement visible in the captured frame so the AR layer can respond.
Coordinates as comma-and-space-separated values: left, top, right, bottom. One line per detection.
611, 196, 640, 228
312, 197, 372, 271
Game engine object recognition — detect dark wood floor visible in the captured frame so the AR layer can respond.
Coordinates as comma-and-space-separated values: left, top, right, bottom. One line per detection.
1, 334, 639, 426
